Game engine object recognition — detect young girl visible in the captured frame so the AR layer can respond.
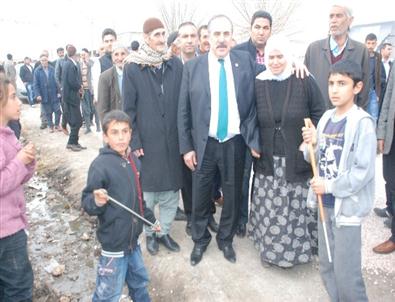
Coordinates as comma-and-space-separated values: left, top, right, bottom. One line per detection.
0, 77, 35, 301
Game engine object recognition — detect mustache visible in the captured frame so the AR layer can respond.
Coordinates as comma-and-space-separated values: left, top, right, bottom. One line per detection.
216, 43, 227, 48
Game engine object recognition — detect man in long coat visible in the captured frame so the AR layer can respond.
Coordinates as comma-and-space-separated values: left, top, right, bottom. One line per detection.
123, 18, 183, 255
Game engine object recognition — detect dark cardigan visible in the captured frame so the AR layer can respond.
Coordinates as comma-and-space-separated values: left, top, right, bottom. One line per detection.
255, 74, 325, 182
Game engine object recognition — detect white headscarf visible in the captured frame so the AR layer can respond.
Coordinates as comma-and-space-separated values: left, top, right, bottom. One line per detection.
256, 35, 294, 81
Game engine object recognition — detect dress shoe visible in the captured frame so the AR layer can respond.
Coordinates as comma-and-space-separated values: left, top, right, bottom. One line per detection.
85, 128, 92, 134
146, 235, 159, 255
374, 207, 392, 218
66, 144, 82, 152
158, 234, 180, 252
175, 207, 187, 221
236, 223, 246, 238
40, 124, 47, 130
190, 244, 207, 266
76, 144, 87, 150
185, 220, 192, 236
373, 240, 395, 254
219, 244, 236, 263
384, 218, 392, 228
208, 215, 219, 233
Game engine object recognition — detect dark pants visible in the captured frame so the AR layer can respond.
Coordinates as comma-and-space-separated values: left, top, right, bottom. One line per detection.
0, 230, 33, 302
192, 135, 245, 248
383, 134, 395, 242
42, 101, 61, 128
65, 102, 82, 145
81, 90, 94, 129
60, 97, 68, 129
40, 103, 47, 126
238, 150, 253, 225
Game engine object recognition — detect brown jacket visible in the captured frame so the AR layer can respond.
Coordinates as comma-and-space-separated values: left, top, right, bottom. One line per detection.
97, 66, 122, 122
305, 36, 369, 109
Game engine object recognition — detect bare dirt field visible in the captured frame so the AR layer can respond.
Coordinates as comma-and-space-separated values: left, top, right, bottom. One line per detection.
19, 105, 394, 302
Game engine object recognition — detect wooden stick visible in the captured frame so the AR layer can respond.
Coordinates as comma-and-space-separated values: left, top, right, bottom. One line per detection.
304, 118, 332, 263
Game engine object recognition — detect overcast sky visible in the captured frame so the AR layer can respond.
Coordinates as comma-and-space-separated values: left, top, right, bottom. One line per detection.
1, 0, 393, 61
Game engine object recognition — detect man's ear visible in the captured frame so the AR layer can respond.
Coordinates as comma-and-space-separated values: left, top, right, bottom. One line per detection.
353, 81, 363, 95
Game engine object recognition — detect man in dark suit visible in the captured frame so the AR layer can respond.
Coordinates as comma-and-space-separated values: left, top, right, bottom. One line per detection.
19, 57, 34, 106
178, 15, 260, 266
62, 45, 85, 152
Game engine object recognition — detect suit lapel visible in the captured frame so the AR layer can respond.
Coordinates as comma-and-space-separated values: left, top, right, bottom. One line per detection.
200, 54, 211, 100
230, 52, 240, 99
112, 67, 121, 100
323, 38, 332, 66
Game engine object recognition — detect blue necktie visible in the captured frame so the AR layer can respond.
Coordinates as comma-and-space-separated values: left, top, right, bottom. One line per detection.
217, 59, 228, 141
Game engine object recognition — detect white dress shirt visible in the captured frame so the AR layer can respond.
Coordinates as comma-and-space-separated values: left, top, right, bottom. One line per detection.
208, 51, 240, 142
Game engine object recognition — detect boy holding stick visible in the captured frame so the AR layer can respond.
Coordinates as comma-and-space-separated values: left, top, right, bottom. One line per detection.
302, 60, 376, 302
82, 110, 159, 302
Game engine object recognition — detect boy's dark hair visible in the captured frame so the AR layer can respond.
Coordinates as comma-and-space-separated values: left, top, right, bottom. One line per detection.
102, 110, 132, 134
197, 25, 208, 39
329, 60, 363, 85
365, 33, 377, 42
251, 10, 272, 27
81, 48, 89, 53
57, 47, 64, 53
102, 28, 117, 40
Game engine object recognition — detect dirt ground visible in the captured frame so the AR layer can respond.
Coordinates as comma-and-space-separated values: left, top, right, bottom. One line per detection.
19, 105, 395, 302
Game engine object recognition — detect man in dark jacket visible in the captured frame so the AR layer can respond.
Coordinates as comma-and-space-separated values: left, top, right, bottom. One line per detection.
33, 54, 61, 132
62, 45, 85, 152
19, 57, 34, 106
123, 18, 183, 256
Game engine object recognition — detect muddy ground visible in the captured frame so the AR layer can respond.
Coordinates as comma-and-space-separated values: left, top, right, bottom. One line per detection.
19, 105, 394, 302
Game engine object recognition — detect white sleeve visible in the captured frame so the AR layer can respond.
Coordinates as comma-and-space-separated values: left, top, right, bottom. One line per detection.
91, 58, 101, 101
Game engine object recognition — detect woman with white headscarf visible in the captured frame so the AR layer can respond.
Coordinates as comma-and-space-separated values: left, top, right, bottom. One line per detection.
247, 35, 325, 268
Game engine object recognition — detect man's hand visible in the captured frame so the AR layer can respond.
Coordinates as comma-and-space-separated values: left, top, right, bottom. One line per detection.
93, 189, 108, 207
251, 148, 260, 159
310, 177, 326, 195
378, 139, 384, 154
151, 220, 161, 233
292, 61, 309, 79
183, 151, 197, 171
133, 148, 144, 158
36, 96, 42, 102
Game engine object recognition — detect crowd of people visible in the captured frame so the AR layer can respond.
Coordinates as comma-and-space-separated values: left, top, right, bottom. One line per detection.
1, 2, 395, 302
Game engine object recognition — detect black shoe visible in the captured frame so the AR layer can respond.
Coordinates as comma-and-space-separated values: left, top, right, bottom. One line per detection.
158, 234, 180, 252
208, 215, 219, 233
190, 244, 207, 266
76, 144, 87, 150
40, 124, 47, 129
175, 207, 187, 221
66, 144, 82, 152
374, 207, 392, 218
384, 218, 392, 229
219, 244, 236, 263
185, 220, 192, 236
146, 235, 159, 255
236, 223, 246, 238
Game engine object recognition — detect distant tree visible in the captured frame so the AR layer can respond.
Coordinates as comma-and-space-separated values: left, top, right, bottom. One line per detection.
232, 0, 301, 40
158, 0, 201, 33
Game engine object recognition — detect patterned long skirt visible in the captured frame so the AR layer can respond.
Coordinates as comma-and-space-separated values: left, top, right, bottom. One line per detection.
247, 156, 318, 268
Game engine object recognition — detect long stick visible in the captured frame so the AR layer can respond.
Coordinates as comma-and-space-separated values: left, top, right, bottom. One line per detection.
304, 118, 332, 263
107, 195, 156, 228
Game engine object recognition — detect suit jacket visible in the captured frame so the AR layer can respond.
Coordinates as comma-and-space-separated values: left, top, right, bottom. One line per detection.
377, 66, 395, 154
97, 66, 122, 122
178, 50, 260, 170
62, 59, 81, 106
19, 64, 33, 84
33, 65, 60, 104
304, 36, 369, 109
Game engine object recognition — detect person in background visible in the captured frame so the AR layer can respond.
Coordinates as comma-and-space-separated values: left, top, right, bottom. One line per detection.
381, 42, 393, 81
19, 57, 35, 107
0, 77, 36, 301
4, 54, 17, 88
197, 25, 210, 55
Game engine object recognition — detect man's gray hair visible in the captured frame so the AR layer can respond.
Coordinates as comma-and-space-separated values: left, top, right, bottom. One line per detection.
207, 15, 233, 33
331, 2, 353, 17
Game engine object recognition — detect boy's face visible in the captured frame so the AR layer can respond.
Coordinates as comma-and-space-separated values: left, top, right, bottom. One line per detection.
328, 73, 363, 111
103, 121, 132, 156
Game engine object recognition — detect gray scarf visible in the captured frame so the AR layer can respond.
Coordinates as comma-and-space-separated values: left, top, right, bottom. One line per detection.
124, 43, 171, 67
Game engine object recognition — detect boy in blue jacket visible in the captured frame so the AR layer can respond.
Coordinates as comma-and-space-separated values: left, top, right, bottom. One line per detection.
82, 110, 159, 302
302, 60, 376, 302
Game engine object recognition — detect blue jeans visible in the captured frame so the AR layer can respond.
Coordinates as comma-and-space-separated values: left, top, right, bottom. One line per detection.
0, 230, 33, 302
25, 83, 34, 106
367, 89, 379, 122
93, 245, 150, 302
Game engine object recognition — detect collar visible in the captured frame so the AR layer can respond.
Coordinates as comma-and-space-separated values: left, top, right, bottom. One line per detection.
208, 51, 230, 65
69, 57, 78, 66
330, 36, 348, 57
